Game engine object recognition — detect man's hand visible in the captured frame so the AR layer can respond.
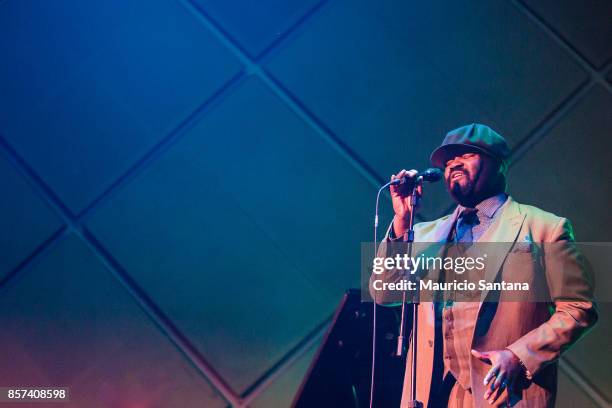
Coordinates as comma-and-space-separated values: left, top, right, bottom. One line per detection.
390, 169, 421, 237
471, 349, 524, 405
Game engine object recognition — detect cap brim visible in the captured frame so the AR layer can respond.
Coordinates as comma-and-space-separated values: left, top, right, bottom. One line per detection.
429, 143, 492, 169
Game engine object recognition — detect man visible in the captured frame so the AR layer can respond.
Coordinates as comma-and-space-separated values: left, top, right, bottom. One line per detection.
371, 124, 597, 407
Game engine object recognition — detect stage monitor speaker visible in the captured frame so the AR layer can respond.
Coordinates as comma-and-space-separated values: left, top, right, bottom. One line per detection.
292, 289, 408, 407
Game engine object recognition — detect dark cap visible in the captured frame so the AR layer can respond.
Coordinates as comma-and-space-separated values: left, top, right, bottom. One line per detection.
430, 123, 510, 168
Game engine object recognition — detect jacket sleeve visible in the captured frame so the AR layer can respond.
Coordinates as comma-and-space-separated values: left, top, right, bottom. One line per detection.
506, 218, 598, 376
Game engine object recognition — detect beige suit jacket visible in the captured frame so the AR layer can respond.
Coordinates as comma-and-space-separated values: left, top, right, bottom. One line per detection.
372, 196, 597, 408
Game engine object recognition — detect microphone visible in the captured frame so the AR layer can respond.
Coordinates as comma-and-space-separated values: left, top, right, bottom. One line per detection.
390, 168, 442, 185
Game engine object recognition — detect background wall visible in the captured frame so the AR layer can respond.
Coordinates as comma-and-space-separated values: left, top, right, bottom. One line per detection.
0, 0, 610, 407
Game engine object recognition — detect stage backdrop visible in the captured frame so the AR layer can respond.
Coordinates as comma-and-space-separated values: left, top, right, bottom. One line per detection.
0, 0, 610, 407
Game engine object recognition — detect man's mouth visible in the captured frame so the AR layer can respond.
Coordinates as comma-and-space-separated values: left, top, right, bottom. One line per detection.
451, 171, 465, 181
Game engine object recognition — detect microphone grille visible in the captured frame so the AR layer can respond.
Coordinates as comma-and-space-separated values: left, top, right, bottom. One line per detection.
422, 168, 443, 182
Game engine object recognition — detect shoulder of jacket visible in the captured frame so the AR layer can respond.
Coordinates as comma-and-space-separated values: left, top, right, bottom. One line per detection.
512, 199, 576, 241
514, 200, 566, 226
414, 213, 454, 231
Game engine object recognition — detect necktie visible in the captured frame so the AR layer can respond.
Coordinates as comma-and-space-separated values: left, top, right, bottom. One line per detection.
455, 208, 479, 243
442, 208, 479, 308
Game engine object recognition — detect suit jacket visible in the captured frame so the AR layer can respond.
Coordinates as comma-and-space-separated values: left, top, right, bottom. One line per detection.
371, 196, 597, 408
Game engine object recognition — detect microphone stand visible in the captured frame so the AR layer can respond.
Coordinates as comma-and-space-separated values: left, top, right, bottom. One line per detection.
396, 176, 423, 408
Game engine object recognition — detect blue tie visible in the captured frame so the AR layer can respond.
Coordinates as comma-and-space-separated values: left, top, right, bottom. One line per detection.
456, 208, 478, 243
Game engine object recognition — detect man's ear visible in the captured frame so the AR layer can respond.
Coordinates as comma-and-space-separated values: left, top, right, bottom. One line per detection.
497, 159, 508, 192
496, 159, 508, 176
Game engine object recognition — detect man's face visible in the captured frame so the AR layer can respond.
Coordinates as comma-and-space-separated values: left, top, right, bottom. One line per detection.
444, 152, 482, 201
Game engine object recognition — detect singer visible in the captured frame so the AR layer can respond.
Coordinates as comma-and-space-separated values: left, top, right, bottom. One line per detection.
371, 124, 597, 407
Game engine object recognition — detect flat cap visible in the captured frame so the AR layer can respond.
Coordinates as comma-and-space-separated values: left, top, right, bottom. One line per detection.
430, 123, 510, 168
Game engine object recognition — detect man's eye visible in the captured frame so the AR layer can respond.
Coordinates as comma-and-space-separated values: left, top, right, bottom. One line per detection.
462, 153, 475, 159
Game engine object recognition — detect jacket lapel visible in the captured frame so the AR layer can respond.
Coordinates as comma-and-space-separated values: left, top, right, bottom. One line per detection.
476, 197, 526, 307
413, 199, 524, 304
415, 207, 459, 282
429, 206, 460, 243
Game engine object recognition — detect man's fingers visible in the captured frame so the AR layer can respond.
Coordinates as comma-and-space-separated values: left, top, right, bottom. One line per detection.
390, 173, 400, 194
471, 349, 491, 364
391, 169, 417, 182
483, 365, 499, 385
390, 169, 420, 199
390, 169, 420, 196
487, 377, 508, 405
471, 349, 483, 359
483, 371, 504, 401
390, 170, 406, 188
492, 370, 505, 390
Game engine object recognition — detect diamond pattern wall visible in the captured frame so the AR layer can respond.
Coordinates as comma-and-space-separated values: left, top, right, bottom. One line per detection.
190, 0, 323, 56
521, 0, 612, 68
0, 150, 63, 281
0, 235, 227, 407
0, 0, 610, 406
85, 77, 350, 394
0, 0, 242, 213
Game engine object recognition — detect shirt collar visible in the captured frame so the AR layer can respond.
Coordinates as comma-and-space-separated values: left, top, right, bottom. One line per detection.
458, 193, 508, 219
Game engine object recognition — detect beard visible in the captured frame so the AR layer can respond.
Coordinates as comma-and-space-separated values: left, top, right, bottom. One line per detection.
448, 172, 476, 206
447, 157, 506, 207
